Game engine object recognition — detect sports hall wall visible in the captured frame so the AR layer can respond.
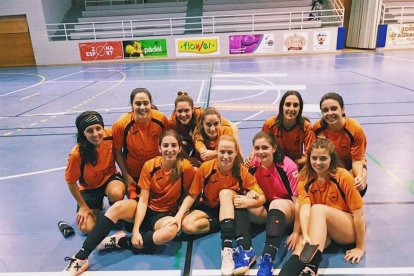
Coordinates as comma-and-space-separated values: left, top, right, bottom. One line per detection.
0, 0, 413, 66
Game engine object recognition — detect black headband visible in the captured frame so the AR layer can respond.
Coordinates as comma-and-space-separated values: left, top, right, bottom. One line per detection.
77, 113, 104, 133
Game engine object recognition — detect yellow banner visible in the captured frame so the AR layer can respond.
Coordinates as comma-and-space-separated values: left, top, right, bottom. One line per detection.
177, 38, 218, 54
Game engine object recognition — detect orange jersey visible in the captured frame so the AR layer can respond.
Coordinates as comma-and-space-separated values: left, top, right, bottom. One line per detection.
194, 125, 233, 153
298, 168, 364, 213
138, 156, 196, 213
189, 159, 263, 208
262, 117, 316, 162
313, 118, 367, 170
65, 128, 117, 191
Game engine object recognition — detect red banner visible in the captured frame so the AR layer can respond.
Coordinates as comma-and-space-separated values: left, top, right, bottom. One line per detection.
79, 41, 123, 61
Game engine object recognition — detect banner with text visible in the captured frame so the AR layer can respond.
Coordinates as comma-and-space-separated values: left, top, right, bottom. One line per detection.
123, 39, 167, 58
79, 41, 123, 61
386, 24, 414, 46
229, 34, 275, 54
175, 37, 220, 57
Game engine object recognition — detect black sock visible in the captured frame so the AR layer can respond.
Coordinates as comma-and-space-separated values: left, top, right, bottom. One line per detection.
235, 236, 250, 250
306, 250, 322, 273
220, 219, 235, 249
234, 208, 251, 250
75, 215, 115, 260
262, 243, 278, 260
279, 255, 305, 276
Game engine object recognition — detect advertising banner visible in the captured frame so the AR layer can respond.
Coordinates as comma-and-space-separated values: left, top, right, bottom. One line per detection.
313, 31, 331, 50
79, 41, 123, 61
283, 32, 308, 52
229, 34, 275, 54
123, 39, 167, 58
386, 24, 414, 46
175, 37, 220, 57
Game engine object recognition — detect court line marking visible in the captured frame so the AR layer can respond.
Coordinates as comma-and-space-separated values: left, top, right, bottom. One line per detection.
211, 85, 306, 91
0, 167, 66, 181
20, 93, 40, 101
0, 74, 46, 97
0, 271, 181, 275
197, 80, 205, 104
212, 73, 287, 78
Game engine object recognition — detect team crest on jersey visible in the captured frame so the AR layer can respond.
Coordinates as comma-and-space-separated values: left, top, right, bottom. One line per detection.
150, 132, 159, 140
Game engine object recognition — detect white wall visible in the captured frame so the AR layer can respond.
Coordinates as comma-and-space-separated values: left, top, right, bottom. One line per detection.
41, 0, 72, 24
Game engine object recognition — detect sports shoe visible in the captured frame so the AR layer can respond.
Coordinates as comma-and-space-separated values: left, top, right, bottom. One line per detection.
96, 231, 127, 251
257, 253, 273, 276
63, 256, 89, 275
221, 247, 235, 276
299, 266, 318, 276
233, 245, 256, 275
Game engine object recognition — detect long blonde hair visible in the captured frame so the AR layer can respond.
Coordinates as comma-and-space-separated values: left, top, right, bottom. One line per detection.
217, 134, 243, 181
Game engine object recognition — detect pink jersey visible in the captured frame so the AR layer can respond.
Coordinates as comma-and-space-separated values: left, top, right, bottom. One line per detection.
252, 156, 299, 201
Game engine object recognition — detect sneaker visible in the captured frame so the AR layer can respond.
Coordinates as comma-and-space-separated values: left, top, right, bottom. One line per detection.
221, 247, 235, 276
233, 245, 256, 275
257, 253, 273, 276
63, 256, 89, 275
299, 266, 318, 276
96, 231, 127, 251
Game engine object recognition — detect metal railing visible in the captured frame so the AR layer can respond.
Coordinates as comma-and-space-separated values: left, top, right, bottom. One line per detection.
46, 4, 344, 40
381, 2, 414, 24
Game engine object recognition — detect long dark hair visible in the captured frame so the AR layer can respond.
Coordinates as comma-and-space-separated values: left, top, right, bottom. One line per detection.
276, 90, 306, 129
159, 130, 184, 181
252, 131, 285, 164
319, 92, 346, 127
130, 87, 158, 110
75, 111, 104, 165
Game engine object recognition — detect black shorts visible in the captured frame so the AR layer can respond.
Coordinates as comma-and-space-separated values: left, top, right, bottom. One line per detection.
192, 203, 220, 233
124, 206, 175, 233
77, 173, 122, 211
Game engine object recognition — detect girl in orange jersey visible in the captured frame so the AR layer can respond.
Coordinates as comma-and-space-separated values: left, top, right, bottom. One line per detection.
246, 90, 315, 168
279, 138, 366, 276
112, 88, 170, 199
313, 92, 368, 196
170, 91, 239, 163
192, 107, 239, 163
181, 135, 266, 276
63, 130, 197, 275
65, 111, 125, 234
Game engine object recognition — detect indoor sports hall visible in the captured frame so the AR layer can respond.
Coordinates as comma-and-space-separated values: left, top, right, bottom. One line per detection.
1, 0, 414, 275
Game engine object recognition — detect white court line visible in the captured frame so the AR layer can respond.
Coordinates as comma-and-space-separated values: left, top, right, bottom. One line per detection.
0, 167, 65, 181
192, 267, 414, 275
211, 85, 306, 91
197, 80, 205, 104
212, 73, 287, 78
20, 93, 39, 101
0, 271, 181, 275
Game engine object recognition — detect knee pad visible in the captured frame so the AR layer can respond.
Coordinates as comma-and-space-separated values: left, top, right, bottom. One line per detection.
220, 219, 235, 241
266, 209, 286, 242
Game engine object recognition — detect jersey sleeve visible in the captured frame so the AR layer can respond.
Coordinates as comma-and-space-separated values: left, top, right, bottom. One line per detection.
303, 120, 316, 154
241, 166, 263, 194
181, 160, 197, 197
297, 178, 311, 206
111, 118, 126, 150
187, 163, 205, 197
337, 169, 364, 211
65, 149, 82, 184
350, 121, 367, 162
262, 117, 276, 133
137, 161, 152, 191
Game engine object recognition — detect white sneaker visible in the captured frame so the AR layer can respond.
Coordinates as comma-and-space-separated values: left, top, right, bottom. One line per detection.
96, 231, 127, 251
221, 247, 235, 276
63, 256, 89, 275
